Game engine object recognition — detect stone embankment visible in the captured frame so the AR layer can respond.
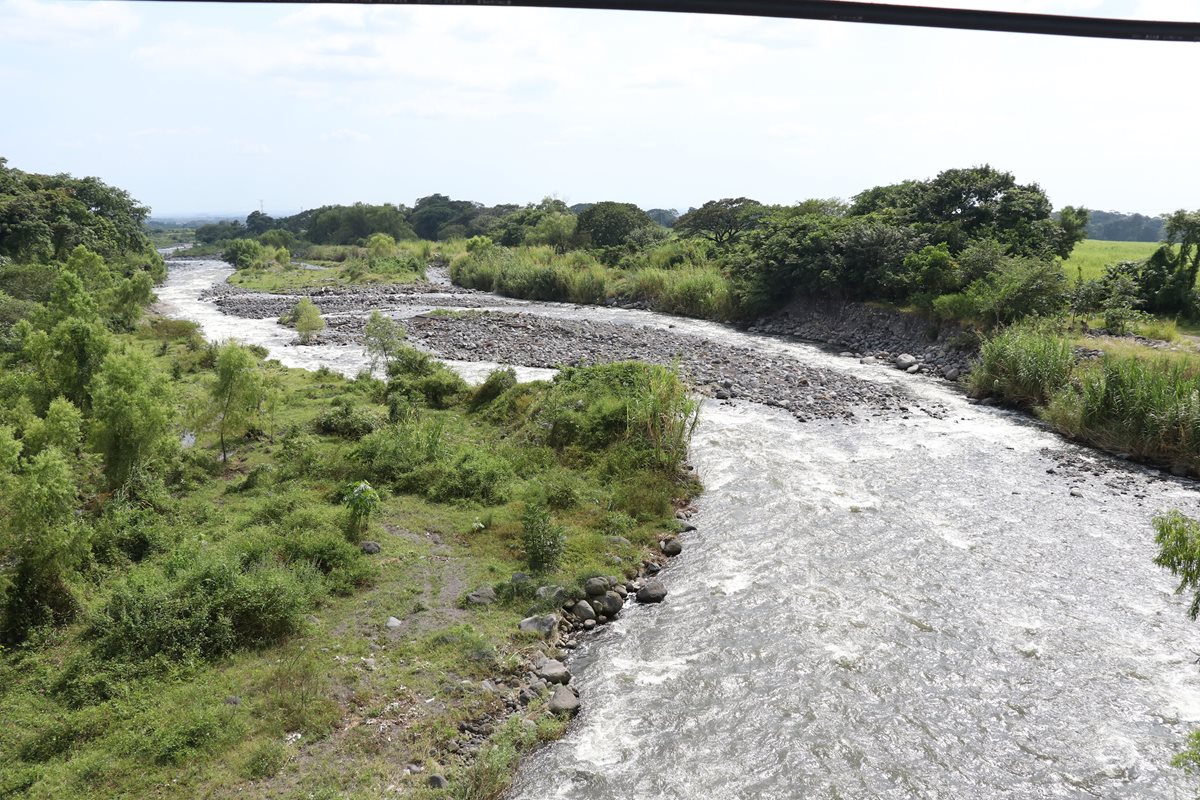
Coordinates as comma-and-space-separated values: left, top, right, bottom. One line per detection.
748, 296, 977, 381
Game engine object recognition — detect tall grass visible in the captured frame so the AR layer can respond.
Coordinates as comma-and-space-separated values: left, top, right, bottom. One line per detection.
968, 322, 1074, 407
971, 321, 1200, 472
1046, 354, 1200, 469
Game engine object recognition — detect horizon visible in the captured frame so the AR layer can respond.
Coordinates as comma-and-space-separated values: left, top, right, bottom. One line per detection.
2, 0, 1198, 218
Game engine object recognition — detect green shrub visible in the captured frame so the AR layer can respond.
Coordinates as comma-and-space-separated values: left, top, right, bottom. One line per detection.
423, 449, 514, 504
91, 557, 318, 661
526, 362, 699, 471
521, 502, 565, 573
567, 265, 610, 304
469, 367, 518, 411
352, 418, 446, 485
280, 529, 374, 595
314, 398, 381, 438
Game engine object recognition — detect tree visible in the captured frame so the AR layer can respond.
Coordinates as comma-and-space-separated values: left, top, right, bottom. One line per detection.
525, 213, 577, 253
292, 298, 324, 344
222, 239, 266, 270
208, 343, 264, 462
2, 446, 84, 641
46, 317, 112, 411
363, 310, 406, 373
89, 350, 175, 487
675, 198, 765, 245
574, 202, 655, 248
1154, 510, 1200, 619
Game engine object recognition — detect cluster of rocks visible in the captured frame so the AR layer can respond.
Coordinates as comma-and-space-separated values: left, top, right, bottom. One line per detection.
404, 312, 932, 422
201, 281, 506, 321
747, 296, 977, 381
453, 529, 692, 725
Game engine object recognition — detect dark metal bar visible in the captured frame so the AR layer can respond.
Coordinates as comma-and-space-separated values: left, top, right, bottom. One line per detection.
150, 0, 1200, 43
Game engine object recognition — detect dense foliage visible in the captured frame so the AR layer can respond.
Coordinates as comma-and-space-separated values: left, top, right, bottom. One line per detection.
1, 162, 700, 798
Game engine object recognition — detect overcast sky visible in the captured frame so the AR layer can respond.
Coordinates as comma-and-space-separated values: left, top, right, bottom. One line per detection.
1, 0, 1196, 218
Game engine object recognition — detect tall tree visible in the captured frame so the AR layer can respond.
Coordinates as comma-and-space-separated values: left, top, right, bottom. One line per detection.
208, 343, 264, 462
675, 198, 765, 245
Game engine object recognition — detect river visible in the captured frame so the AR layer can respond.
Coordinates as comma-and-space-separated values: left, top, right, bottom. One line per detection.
158, 258, 1200, 799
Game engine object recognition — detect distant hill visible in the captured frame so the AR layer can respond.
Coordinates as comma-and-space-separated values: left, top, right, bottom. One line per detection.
1085, 210, 1165, 242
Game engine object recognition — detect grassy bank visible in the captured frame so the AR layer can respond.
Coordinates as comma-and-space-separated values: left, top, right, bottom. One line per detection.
970, 321, 1200, 474
450, 243, 737, 321
0, 318, 699, 799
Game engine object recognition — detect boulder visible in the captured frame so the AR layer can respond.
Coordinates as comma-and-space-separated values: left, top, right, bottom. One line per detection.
584, 576, 609, 597
894, 353, 918, 370
518, 614, 558, 638
943, 368, 960, 382
427, 774, 449, 789
548, 685, 580, 716
465, 586, 497, 606
679, 522, 697, 533
360, 540, 382, 554
535, 659, 571, 685
572, 600, 597, 622
386, 616, 403, 629
660, 538, 683, 557
600, 591, 624, 618
636, 579, 668, 604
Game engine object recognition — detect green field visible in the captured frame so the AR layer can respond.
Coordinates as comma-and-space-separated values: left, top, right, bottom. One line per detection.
1062, 239, 1162, 282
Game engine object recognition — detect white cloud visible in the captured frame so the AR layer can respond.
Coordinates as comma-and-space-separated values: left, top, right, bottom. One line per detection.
0, 0, 138, 44
319, 129, 371, 143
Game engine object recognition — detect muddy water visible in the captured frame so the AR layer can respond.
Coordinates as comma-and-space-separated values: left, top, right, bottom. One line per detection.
159, 259, 1200, 799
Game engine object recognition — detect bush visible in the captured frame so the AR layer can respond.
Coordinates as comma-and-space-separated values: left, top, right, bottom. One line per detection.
385, 345, 467, 408
469, 367, 517, 411
314, 398, 381, 438
352, 418, 446, 485
526, 362, 699, 471
423, 449, 514, 504
521, 502, 564, 573
91, 557, 318, 661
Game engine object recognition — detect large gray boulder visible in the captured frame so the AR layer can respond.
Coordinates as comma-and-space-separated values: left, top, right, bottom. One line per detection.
536, 659, 571, 685
572, 600, 597, 622
584, 576, 609, 597
518, 614, 558, 638
894, 353, 918, 370
548, 685, 580, 715
636, 579, 668, 604
465, 586, 497, 606
599, 591, 624, 618
660, 538, 683, 557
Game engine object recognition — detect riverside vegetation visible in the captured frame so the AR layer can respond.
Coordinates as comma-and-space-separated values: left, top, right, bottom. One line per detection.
0, 159, 700, 798
188, 164, 1200, 781
12, 154, 1200, 791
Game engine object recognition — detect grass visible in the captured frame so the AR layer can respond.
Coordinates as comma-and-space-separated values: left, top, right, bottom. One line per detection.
970, 320, 1200, 474
1063, 239, 1164, 282
228, 259, 426, 292
0, 321, 700, 799
450, 243, 740, 321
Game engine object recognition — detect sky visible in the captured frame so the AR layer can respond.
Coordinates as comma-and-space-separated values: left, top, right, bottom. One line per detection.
0, 0, 1197, 218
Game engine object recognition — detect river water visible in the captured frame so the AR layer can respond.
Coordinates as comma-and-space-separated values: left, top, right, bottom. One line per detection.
158, 259, 1200, 799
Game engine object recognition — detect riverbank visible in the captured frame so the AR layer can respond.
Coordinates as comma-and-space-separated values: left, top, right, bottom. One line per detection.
159, 258, 1200, 799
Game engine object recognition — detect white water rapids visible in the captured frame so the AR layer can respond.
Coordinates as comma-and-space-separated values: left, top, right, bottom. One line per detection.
158, 258, 1200, 799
